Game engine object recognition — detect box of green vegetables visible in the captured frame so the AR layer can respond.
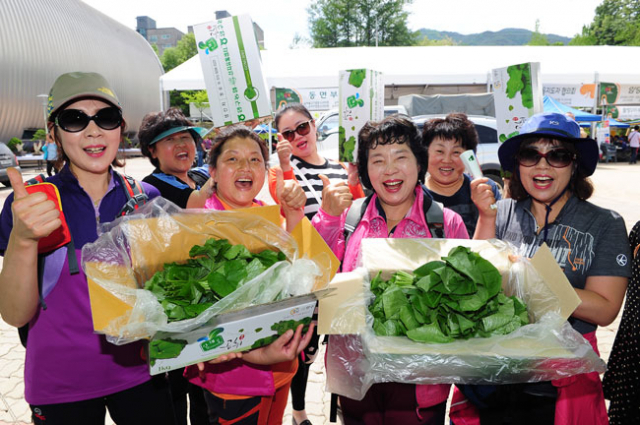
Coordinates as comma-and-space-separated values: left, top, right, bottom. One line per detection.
82, 198, 338, 374
319, 238, 607, 401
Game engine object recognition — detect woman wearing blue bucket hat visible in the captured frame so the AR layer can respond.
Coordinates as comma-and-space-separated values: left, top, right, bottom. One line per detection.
449, 112, 631, 425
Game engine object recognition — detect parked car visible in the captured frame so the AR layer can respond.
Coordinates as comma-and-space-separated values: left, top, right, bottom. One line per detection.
411, 114, 502, 186
315, 110, 502, 187
0, 143, 22, 187
315, 105, 409, 160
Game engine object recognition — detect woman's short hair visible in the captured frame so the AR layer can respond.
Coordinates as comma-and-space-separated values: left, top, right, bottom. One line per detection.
208, 125, 269, 168
421, 112, 479, 152
138, 108, 194, 168
274, 103, 313, 131
356, 114, 427, 190
508, 137, 594, 201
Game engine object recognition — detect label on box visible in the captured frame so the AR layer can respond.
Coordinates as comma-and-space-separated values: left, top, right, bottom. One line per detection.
338, 69, 384, 163
193, 15, 271, 127
148, 298, 317, 375
491, 62, 543, 143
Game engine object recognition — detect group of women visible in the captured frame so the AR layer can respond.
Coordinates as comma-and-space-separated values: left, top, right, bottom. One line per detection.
0, 70, 637, 425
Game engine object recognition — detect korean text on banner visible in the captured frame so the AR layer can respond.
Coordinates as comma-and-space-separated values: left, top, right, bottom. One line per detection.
338, 69, 384, 163
193, 15, 271, 127
492, 62, 543, 143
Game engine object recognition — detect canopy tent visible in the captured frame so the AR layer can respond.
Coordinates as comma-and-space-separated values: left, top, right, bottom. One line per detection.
160, 46, 640, 96
542, 95, 601, 122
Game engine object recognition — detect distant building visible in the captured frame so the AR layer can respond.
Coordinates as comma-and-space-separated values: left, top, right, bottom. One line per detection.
136, 16, 185, 56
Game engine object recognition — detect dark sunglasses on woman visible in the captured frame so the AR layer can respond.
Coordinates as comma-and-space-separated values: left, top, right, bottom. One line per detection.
280, 120, 313, 142
55, 107, 123, 133
517, 148, 576, 168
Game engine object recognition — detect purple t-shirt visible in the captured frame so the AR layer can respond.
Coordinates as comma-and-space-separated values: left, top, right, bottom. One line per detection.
0, 165, 160, 405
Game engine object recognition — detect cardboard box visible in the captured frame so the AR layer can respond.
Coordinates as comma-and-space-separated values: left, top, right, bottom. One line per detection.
149, 294, 318, 375
491, 62, 543, 143
338, 69, 384, 163
193, 15, 271, 127
318, 239, 604, 397
84, 204, 339, 374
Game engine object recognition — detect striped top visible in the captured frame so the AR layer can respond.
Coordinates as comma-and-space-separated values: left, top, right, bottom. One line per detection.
290, 155, 349, 220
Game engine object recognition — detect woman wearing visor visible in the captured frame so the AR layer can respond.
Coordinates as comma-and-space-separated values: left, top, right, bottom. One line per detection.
139, 108, 214, 210
0, 72, 174, 424
451, 112, 631, 425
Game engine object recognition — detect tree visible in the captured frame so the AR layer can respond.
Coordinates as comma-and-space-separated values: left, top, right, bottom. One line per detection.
571, 0, 640, 45
527, 19, 550, 46
161, 33, 197, 72
308, 0, 419, 47
180, 91, 210, 122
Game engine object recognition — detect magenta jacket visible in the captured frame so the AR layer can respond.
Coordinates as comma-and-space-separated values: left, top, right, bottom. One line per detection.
312, 185, 469, 410
311, 185, 469, 272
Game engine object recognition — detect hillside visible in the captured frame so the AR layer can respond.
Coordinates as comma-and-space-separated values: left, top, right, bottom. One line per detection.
419, 28, 572, 45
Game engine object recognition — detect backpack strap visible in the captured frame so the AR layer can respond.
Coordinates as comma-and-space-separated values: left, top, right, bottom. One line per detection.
343, 195, 372, 248
421, 186, 445, 238
114, 171, 148, 216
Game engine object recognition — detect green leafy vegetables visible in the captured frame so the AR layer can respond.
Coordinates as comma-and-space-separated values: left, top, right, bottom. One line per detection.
369, 246, 529, 343
506, 63, 534, 109
144, 239, 287, 322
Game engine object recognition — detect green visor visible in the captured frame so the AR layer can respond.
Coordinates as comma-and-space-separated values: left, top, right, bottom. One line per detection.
149, 126, 210, 146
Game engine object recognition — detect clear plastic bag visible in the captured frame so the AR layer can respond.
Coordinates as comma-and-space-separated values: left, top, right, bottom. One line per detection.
325, 239, 606, 400
82, 197, 326, 345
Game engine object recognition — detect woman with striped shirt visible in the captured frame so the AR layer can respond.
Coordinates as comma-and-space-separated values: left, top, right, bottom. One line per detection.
268, 103, 364, 425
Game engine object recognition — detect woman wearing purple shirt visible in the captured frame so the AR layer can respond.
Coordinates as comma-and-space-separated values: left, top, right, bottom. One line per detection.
0, 72, 174, 425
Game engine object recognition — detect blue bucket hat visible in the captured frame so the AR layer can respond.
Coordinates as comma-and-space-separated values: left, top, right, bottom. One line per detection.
498, 112, 599, 176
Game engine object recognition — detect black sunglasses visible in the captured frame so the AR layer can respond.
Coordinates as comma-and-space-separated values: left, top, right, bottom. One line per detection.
517, 148, 576, 168
55, 107, 123, 133
281, 120, 313, 142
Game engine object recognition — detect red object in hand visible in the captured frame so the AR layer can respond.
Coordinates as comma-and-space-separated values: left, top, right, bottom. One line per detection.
24, 183, 71, 254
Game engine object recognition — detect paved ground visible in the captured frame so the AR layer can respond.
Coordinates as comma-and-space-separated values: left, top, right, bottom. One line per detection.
0, 157, 638, 424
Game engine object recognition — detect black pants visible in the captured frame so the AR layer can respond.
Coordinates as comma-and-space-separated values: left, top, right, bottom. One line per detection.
168, 368, 212, 425
46, 160, 56, 177
30, 375, 176, 425
290, 328, 321, 411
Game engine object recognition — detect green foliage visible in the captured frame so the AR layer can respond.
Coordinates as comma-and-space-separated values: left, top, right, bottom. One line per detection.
527, 20, 550, 46
571, 0, 640, 46
149, 338, 188, 364
416, 35, 458, 46
369, 246, 529, 343
7, 137, 22, 154
144, 238, 287, 322
161, 33, 197, 72
308, 0, 419, 47
181, 90, 210, 122
31, 129, 47, 141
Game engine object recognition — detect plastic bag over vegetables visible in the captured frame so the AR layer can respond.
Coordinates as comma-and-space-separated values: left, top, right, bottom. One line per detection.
324, 239, 605, 401
81, 197, 333, 345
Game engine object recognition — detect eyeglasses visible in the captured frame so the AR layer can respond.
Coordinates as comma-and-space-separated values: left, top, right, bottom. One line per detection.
517, 148, 576, 168
55, 107, 122, 133
280, 120, 313, 142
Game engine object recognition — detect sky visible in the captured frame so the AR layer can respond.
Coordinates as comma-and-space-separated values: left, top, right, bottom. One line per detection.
82, 0, 603, 50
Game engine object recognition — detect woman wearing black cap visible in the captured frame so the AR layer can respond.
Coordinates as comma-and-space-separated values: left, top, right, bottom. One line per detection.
450, 112, 631, 425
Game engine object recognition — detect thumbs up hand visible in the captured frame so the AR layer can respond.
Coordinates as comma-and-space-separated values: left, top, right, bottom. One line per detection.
8, 168, 61, 243
319, 174, 353, 217
275, 168, 305, 232
276, 133, 292, 172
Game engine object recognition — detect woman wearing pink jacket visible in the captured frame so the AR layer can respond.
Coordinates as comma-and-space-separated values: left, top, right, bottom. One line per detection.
312, 115, 468, 424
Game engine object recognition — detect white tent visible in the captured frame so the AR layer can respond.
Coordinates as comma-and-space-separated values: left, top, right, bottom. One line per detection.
160, 45, 640, 97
